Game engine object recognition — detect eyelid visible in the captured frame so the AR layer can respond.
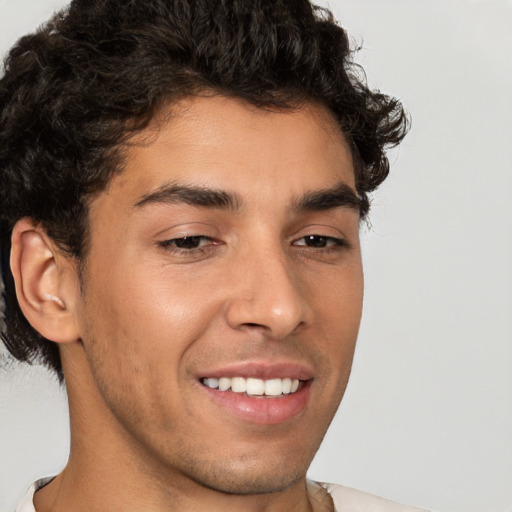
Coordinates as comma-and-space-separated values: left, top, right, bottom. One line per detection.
290, 223, 347, 242
152, 221, 220, 239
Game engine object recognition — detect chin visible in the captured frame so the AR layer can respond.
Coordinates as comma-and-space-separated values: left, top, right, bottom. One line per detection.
171, 449, 311, 496
191, 465, 305, 496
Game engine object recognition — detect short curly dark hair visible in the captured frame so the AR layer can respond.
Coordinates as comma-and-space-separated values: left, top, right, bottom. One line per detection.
0, 0, 408, 380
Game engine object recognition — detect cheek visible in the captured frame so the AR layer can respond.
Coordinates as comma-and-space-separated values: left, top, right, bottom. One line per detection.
75, 267, 209, 426
311, 263, 363, 376
83, 260, 213, 344
76, 261, 229, 413
314, 260, 363, 326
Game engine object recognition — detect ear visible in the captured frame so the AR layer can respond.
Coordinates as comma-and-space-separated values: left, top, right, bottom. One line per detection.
10, 218, 80, 343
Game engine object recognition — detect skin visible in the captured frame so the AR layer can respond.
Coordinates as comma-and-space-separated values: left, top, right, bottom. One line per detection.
23, 96, 363, 512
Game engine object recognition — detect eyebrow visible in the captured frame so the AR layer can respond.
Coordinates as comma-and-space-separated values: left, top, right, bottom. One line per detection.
134, 181, 364, 216
134, 183, 242, 211
293, 183, 364, 215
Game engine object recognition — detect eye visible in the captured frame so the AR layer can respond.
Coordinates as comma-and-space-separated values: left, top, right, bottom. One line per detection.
158, 236, 215, 251
293, 235, 345, 249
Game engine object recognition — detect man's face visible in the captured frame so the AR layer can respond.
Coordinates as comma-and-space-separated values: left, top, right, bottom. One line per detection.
72, 96, 363, 494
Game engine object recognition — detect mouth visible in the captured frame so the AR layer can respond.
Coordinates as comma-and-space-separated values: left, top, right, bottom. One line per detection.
201, 376, 303, 397
198, 364, 313, 424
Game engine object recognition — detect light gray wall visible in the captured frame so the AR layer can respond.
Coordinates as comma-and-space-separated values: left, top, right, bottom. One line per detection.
1, 1, 511, 511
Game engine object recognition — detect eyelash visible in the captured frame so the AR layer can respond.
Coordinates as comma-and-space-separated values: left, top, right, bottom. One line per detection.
157, 236, 217, 255
157, 234, 347, 256
292, 235, 346, 251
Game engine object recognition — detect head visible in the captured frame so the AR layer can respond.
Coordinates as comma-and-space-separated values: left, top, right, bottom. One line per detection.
0, 0, 408, 498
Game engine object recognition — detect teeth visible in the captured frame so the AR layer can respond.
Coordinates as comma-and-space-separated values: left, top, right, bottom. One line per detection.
282, 378, 292, 394
246, 378, 265, 395
206, 377, 219, 389
231, 377, 246, 393
218, 377, 231, 391
202, 377, 301, 396
264, 378, 283, 396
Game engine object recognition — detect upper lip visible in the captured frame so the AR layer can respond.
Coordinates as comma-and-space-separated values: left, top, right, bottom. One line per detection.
198, 361, 314, 381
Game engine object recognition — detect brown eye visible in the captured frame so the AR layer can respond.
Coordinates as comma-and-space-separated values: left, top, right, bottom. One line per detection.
172, 236, 206, 249
159, 236, 213, 250
295, 235, 344, 248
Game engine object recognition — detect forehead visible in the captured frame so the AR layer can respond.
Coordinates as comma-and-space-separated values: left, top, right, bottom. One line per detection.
97, 95, 355, 212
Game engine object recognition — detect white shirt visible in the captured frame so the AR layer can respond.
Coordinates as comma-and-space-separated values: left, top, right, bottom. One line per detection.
15, 478, 429, 512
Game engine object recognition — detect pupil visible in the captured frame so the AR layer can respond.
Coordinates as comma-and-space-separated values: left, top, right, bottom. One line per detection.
306, 236, 326, 247
175, 236, 201, 249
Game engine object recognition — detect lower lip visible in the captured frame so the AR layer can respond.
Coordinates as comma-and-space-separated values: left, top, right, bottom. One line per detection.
200, 381, 312, 425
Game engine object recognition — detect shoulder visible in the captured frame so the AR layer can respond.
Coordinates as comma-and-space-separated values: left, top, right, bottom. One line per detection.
320, 482, 430, 512
14, 477, 54, 512
14, 482, 37, 512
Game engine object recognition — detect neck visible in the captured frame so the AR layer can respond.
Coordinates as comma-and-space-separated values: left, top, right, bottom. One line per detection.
35, 473, 319, 512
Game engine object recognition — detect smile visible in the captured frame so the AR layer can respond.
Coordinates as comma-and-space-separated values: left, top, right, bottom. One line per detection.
201, 377, 301, 396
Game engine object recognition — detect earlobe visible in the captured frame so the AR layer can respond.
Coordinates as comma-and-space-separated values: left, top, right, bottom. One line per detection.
10, 218, 80, 344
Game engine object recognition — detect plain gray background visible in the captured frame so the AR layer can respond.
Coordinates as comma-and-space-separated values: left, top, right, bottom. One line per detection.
1, 1, 511, 511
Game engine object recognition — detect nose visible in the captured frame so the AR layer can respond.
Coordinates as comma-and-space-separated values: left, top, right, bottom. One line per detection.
225, 246, 313, 339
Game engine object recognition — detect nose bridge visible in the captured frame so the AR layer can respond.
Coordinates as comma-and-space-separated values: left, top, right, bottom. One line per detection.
226, 239, 310, 338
